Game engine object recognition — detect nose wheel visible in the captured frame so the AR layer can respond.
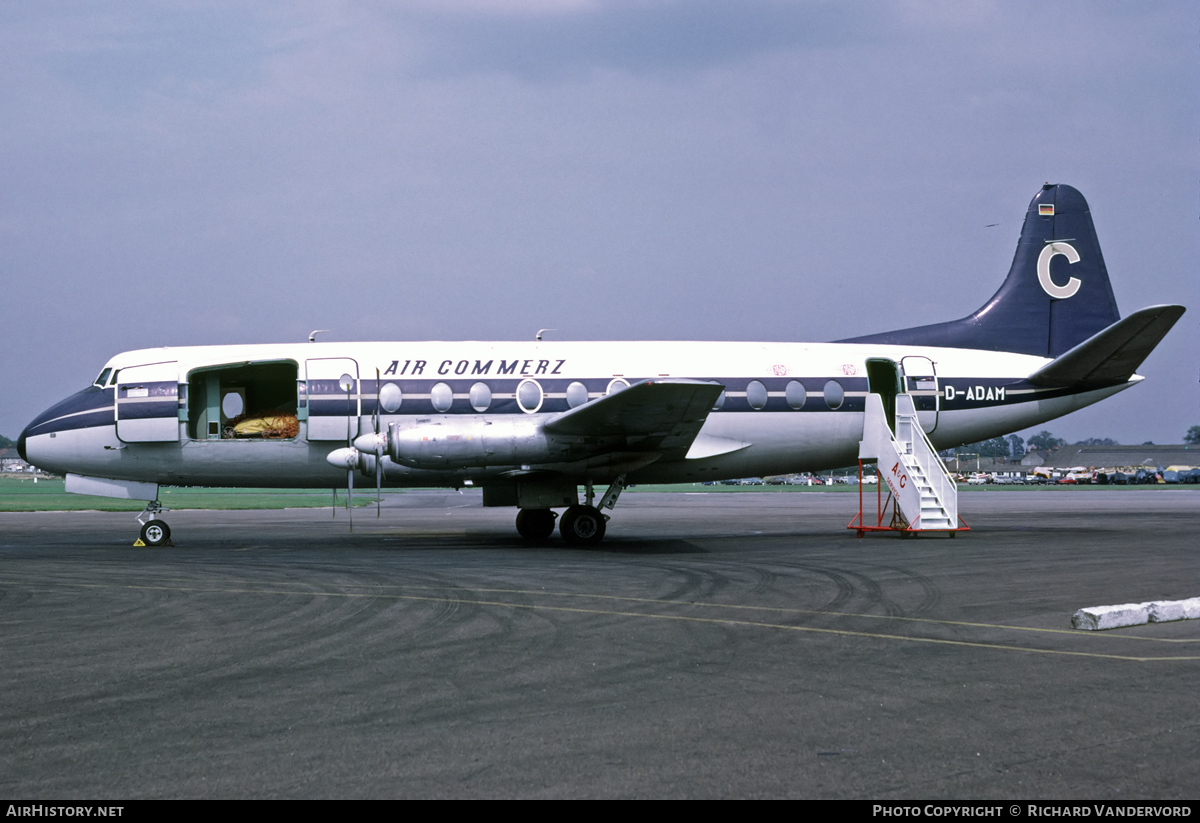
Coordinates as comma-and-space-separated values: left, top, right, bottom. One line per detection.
136, 499, 173, 547
140, 520, 172, 547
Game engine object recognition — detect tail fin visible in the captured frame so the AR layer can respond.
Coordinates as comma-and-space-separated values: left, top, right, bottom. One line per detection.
841, 183, 1121, 358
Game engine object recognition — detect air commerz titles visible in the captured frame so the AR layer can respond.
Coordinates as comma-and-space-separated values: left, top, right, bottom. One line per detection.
382, 358, 567, 377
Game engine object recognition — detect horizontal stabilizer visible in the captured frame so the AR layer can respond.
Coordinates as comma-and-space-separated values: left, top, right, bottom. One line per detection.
1028, 304, 1185, 387
545, 379, 722, 439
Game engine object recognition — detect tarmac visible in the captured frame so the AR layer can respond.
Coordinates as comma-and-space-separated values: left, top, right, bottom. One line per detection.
1, 489, 1197, 799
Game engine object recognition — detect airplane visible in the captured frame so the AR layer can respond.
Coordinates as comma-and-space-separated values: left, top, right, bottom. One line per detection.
17, 183, 1185, 546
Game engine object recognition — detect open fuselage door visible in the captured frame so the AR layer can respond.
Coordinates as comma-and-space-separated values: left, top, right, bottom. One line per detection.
900, 356, 939, 434
116, 361, 181, 442
306, 358, 360, 441
865, 358, 902, 433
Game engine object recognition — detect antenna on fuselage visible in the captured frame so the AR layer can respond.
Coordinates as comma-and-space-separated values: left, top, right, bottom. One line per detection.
536, 329, 556, 341
309, 329, 331, 342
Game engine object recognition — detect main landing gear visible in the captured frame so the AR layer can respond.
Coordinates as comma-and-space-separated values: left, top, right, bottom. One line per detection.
514, 475, 626, 547
515, 508, 556, 540
136, 500, 172, 547
559, 505, 606, 545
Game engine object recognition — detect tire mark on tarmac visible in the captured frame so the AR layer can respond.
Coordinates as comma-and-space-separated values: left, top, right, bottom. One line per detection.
6, 576, 1197, 662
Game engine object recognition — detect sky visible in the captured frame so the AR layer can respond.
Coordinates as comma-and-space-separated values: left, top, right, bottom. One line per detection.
2, 1, 1196, 446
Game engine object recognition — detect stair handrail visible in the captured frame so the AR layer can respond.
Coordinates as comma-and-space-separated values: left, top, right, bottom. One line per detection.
894, 394, 957, 525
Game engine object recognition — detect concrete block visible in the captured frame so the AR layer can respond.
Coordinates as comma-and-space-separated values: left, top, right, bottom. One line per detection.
1148, 601, 1185, 623
1074, 597, 1200, 629
1071, 603, 1149, 631
1149, 597, 1200, 622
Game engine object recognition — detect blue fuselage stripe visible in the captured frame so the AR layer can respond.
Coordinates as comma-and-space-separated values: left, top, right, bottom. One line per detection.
24, 377, 1095, 437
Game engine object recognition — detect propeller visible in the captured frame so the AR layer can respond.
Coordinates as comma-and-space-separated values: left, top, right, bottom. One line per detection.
353, 368, 389, 518
325, 445, 360, 524
374, 368, 383, 517
321, 374, 360, 531
328, 371, 390, 528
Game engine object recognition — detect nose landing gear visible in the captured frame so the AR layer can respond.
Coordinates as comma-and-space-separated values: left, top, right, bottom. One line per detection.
135, 500, 172, 547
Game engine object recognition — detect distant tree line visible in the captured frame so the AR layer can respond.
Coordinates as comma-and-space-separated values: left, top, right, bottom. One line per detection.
946, 430, 1124, 462
946, 435, 1026, 462
944, 426, 1200, 462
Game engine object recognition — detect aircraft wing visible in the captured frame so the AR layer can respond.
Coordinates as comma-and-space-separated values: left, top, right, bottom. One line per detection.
544, 379, 723, 458
1029, 304, 1185, 388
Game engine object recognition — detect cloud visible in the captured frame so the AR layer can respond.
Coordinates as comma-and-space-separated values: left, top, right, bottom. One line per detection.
400, 0, 887, 80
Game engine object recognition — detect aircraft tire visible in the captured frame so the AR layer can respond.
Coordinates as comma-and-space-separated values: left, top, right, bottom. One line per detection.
560, 505, 606, 546
516, 508, 556, 540
140, 520, 171, 547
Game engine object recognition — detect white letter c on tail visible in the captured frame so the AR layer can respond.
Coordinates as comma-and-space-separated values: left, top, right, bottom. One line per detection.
1037, 242, 1081, 299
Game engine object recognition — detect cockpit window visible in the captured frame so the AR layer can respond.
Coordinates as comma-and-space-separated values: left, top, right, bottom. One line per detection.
94, 368, 112, 388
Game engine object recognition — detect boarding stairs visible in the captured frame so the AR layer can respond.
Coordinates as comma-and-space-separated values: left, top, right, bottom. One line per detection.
850, 393, 966, 537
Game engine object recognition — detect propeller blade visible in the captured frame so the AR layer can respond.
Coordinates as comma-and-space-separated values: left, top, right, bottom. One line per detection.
339, 372, 356, 533
375, 368, 382, 518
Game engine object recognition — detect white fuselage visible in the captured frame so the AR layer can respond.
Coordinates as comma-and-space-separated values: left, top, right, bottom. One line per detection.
21, 339, 1134, 489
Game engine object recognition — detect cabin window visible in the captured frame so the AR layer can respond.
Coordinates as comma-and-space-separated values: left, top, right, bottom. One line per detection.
221, 391, 245, 419
712, 390, 726, 411
517, 379, 543, 413
823, 379, 844, 410
606, 378, 629, 395
379, 382, 403, 413
469, 382, 492, 412
746, 380, 768, 410
186, 361, 299, 440
430, 382, 453, 412
566, 381, 589, 408
786, 380, 806, 410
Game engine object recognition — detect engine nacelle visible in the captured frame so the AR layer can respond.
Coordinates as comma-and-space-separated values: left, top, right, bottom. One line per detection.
386, 417, 584, 469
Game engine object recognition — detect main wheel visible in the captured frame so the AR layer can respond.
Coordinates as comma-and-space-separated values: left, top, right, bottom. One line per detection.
559, 505, 606, 546
140, 520, 171, 547
515, 508, 556, 540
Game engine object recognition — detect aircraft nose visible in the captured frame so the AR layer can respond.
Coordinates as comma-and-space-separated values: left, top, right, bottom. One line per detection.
18, 385, 112, 473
